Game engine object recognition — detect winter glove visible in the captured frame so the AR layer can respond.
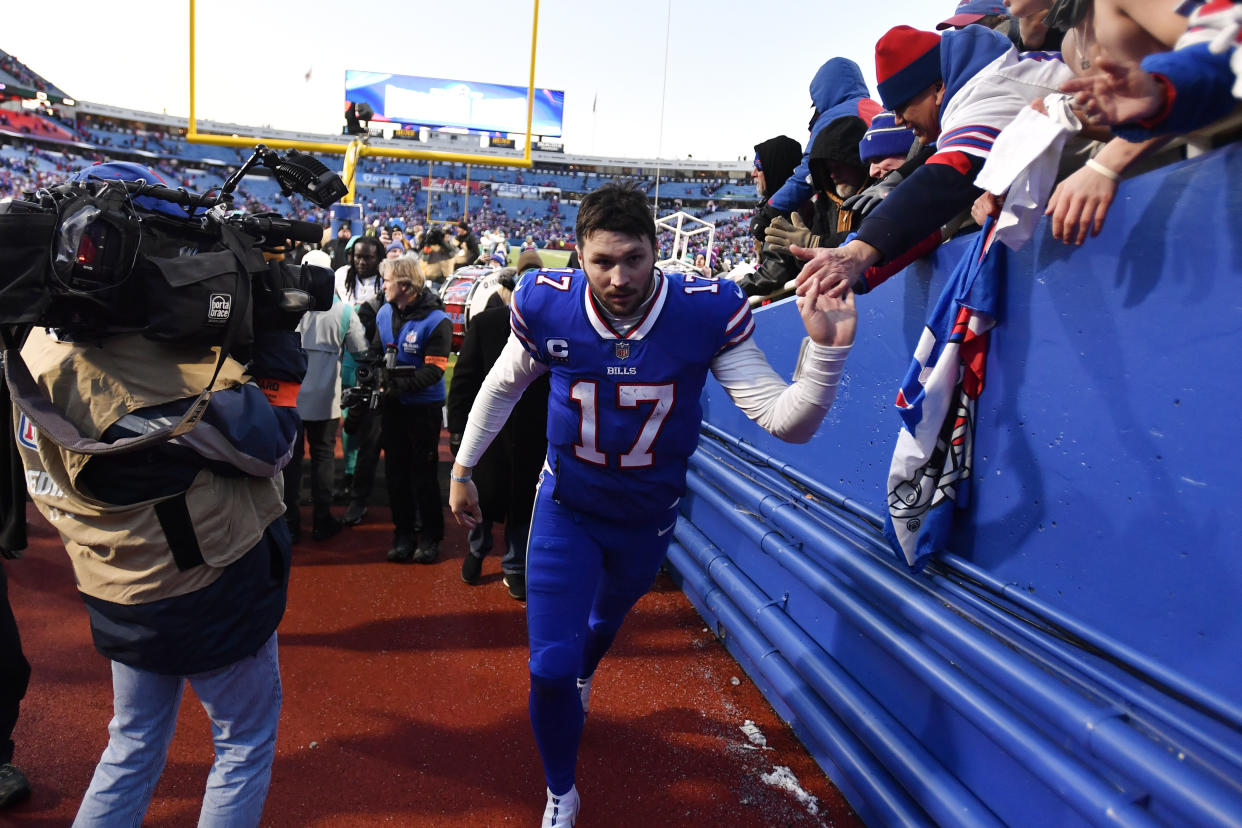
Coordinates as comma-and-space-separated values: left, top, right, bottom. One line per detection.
749, 203, 783, 241
764, 213, 819, 254
449, 432, 463, 457
739, 245, 797, 297
841, 170, 905, 218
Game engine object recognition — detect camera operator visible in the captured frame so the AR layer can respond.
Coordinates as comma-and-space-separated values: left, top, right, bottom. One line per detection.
453, 220, 480, 271
374, 255, 451, 564
6, 161, 314, 824
335, 235, 385, 519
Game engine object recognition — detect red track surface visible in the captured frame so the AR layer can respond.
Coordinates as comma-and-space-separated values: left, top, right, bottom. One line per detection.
5, 441, 862, 827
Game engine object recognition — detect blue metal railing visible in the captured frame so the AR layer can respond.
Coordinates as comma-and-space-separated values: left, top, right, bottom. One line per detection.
669, 432, 1242, 827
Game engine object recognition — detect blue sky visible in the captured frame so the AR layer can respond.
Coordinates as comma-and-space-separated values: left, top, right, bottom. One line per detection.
16, 0, 945, 163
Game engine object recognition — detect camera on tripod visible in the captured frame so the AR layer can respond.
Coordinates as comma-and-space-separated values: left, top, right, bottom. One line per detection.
0, 144, 350, 349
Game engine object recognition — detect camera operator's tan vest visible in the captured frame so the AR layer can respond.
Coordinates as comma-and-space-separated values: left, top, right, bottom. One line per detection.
11, 329, 284, 605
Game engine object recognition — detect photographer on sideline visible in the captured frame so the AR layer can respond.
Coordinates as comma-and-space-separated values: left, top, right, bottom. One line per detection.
336, 235, 385, 524
375, 255, 452, 564
7, 162, 311, 826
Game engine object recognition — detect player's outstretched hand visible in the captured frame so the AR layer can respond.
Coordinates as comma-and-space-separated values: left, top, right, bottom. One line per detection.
449, 477, 483, 530
796, 266, 857, 347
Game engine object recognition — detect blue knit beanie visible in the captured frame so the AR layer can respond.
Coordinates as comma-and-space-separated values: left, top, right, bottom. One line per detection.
858, 112, 916, 163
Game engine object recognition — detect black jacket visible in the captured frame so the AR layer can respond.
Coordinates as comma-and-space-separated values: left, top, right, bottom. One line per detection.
808, 115, 868, 247
446, 302, 549, 524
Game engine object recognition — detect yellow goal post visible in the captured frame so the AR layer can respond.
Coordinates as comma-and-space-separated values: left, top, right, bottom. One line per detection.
186, 0, 540, 204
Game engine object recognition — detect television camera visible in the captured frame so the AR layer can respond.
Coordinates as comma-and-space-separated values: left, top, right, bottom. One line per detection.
0, 144, 349, 349
340, 344, 422, 425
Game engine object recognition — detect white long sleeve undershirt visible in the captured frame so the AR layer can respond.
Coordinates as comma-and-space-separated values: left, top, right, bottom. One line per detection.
454, 334, 850, 470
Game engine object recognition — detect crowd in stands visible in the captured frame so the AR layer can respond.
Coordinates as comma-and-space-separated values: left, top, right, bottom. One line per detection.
2, 0, 1237, 294
738, 0, 1242, 300
0, 49, 65, 97
0, 137, 758, 274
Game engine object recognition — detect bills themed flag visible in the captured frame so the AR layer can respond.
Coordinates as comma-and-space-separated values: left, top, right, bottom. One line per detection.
885, 219, 1003, 569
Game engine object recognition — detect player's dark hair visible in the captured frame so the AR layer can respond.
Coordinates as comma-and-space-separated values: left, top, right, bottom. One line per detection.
575, 181, 656, 251
346, 234, 384, 297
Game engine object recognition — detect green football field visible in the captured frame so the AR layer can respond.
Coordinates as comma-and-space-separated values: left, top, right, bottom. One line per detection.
501, 246, 572, 268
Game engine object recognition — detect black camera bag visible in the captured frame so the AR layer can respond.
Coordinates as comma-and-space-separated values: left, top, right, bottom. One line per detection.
0, 201, 57, 325
139, 215, 267, 349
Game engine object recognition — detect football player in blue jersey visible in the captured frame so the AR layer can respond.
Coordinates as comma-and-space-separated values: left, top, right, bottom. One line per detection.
449, 182, 856, 828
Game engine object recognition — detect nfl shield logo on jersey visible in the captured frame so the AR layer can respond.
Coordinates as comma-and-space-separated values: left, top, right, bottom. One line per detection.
614, 341, 630, 360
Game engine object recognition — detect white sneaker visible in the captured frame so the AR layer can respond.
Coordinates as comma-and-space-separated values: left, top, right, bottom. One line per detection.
542, 785, 579, 827
577, 675, 593, 715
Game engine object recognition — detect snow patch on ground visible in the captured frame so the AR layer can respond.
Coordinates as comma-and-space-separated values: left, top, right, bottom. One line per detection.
739, 719, 769, 749
761, 765, 820, 817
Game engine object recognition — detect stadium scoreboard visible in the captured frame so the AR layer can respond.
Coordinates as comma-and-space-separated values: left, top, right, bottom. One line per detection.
345, 70, 564, 137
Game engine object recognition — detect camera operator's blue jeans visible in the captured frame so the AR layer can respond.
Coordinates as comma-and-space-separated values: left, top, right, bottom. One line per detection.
73, 633, 281, 827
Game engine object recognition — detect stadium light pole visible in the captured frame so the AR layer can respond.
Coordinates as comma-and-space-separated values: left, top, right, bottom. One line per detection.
186, 0, 538, 170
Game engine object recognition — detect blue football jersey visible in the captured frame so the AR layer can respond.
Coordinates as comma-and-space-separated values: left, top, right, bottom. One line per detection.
510, 267, 754, 521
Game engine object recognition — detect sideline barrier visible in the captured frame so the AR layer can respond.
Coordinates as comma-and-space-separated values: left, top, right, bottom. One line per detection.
669, 143, 1242, 827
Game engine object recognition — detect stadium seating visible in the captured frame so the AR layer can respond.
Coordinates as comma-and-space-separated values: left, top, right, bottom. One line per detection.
0, 48, 752, 262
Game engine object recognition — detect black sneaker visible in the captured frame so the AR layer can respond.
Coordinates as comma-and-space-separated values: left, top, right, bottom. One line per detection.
386, 539, 414, 563
461, 553, 483, 584
503, 572, 526, 602
0, 764, 30, 809
342, 500, 367, 526
411, 539, 440, 565
312, 513, 342, 542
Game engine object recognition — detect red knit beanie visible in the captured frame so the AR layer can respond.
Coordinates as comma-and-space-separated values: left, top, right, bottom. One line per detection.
875, 26, 942, 111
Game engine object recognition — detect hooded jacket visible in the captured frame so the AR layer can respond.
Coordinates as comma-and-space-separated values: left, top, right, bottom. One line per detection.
807, 116, 869, 245
750, 135, 803, 243
753, 135, 803, 204
768, 58, 882, 212
855, 26, 1071, 268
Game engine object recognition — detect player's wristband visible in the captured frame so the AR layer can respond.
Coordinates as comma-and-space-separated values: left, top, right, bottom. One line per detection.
450, 471, 472, 483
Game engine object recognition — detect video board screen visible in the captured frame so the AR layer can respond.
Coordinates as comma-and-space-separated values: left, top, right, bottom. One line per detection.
345, 70, 564, 137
